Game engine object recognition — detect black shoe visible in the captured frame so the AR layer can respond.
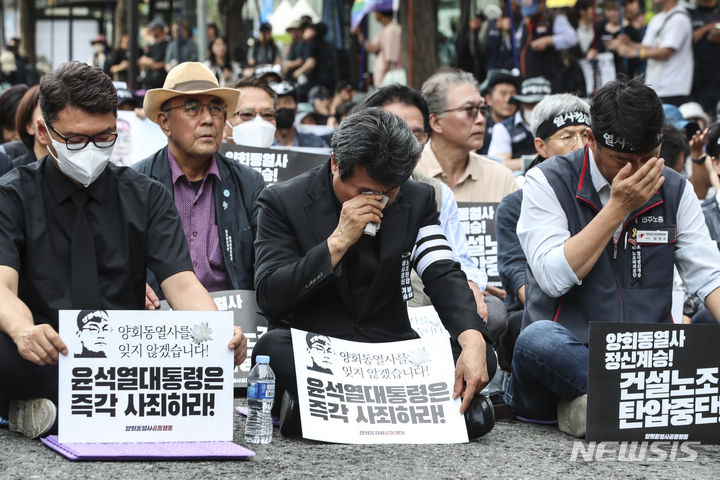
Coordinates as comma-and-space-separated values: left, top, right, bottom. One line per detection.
464, 394, 495, 439
279, 390, 302, 437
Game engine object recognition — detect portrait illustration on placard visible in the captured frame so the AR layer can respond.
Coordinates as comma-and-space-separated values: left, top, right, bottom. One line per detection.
74, 310, 111, 358
306, 332, 335, 375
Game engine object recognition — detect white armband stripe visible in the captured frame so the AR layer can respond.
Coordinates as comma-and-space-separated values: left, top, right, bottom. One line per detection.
415, 248, 455, 277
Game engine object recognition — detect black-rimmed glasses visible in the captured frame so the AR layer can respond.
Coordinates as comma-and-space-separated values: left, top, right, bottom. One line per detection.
47, 124, 118, 151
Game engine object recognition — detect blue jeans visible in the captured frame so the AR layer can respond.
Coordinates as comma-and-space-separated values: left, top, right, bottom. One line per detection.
504, 320, 588, 420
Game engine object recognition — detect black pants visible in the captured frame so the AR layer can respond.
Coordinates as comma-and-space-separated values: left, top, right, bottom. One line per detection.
253, 328, 497, 415
0, 332, 58, 417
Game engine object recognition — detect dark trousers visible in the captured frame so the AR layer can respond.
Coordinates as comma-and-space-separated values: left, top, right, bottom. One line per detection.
253, 328, 497, 415
0, 332, 58, 417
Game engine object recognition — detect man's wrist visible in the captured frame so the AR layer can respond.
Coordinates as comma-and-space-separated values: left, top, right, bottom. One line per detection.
692, 154, 707, 164
457, 328, 487, 349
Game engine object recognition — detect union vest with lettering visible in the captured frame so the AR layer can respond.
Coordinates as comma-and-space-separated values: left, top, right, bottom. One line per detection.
522, 146, 685, 344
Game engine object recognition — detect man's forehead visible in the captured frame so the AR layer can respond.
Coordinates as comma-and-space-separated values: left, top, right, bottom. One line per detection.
236, 88, 274, 108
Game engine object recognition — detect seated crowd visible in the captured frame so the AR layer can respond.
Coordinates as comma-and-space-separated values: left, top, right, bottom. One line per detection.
1, 55, 720, 445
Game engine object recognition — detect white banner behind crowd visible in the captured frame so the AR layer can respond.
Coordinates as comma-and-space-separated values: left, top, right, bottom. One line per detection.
291, 327, 468, 444
58, 310, 234, 443
110, 110, 167, 167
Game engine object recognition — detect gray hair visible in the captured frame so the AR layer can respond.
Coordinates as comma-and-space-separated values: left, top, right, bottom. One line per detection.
530, 94, 590, 137
420, 69, 480, 115
331, 107, 419, 187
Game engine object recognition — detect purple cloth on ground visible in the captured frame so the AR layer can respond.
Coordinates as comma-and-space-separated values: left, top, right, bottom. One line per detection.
41, 436, 255, 461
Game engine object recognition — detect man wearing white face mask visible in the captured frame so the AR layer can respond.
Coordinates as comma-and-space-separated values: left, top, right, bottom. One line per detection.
224, 77, 277, 148
0, 62, 245, 439
134, 62, 265, 301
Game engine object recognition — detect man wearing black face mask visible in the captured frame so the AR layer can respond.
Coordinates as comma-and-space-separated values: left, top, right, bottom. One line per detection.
270, 81, 328, 148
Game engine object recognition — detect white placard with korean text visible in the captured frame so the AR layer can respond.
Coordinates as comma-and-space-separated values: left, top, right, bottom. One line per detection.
58, 310, 234, 443
291, 328, 468, 444
408, 305, 450, 339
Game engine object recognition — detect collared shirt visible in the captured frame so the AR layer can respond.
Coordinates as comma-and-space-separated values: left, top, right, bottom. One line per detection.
437, 180, 487, 289
416, 141, 519, 203
0, 156, 192, 328
518, 148, 720, 300
168, 149, 229, 292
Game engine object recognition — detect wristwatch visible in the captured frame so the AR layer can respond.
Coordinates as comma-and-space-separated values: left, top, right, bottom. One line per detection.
691, 155, 707, 164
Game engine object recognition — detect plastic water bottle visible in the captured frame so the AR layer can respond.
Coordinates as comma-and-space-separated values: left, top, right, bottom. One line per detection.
245, 355, 275, 444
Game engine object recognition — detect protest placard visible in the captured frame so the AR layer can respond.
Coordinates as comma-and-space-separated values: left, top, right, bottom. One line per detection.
109, 110, 167, 167
160, 290, 268, 389
579, 52, 617, 97
407, 305, 449, 339
58, 310, 234, 443
219, 143, 328, 185
457, 202, 500, 286
291, 328, 468, 444
588, 322, 720, 443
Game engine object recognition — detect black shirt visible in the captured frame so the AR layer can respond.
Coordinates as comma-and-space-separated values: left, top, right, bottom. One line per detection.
0, 156, 193, 328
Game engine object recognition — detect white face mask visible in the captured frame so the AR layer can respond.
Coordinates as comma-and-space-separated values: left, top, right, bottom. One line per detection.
45, 121, 114, 187
226, 115, 276, 148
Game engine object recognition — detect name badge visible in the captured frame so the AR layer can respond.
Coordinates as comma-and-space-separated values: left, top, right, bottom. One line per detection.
636, 230, 669, 244
400, 252, 413, 301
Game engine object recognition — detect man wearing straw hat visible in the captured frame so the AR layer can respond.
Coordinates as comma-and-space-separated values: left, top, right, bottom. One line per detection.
134, 62, 265, 302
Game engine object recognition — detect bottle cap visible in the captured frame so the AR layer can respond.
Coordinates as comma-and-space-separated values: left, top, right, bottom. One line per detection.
256, 355, 270, 364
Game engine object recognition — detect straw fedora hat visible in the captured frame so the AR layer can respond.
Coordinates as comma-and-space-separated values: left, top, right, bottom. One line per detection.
143, 62, 240, 123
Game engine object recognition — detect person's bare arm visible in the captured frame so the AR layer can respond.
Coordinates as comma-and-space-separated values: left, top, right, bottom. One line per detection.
704, 287, 720, 323
0, 265, 67, 365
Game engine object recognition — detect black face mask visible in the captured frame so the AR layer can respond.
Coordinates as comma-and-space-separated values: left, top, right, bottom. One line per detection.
276, 108, 296, 129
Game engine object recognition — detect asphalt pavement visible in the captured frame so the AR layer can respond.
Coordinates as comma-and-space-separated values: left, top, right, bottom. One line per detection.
2, 398, 719, 479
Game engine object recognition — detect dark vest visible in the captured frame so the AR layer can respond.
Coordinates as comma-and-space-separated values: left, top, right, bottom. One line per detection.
501, 116, 536, 158
523, 147, 685, 344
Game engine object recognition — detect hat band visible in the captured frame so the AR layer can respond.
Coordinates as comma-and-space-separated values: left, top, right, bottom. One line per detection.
536, 111, 590, 139
170, 79, 219, 91
592, 127, 663, 153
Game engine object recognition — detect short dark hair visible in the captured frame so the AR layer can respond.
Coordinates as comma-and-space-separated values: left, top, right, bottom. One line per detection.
15, 85, 40, 151
331, 107, 419, 187
0, 84, 29, 142
334, 100, 356, 123
356, 84, 431, 136
233, 77, 278, 108
707, 121, 720, 158
660, 124, 690, 172
39, 61, 117, 126
590, 75, 664, 153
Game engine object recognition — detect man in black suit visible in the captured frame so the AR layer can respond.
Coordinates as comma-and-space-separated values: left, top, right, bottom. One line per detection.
252, 107, 496, 438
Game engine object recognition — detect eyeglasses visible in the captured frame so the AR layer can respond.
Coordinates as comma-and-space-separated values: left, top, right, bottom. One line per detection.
164, 99, 227, 117
442, 104, 488, 119
548, 131, 589, 147
47, 124, 118, 151
232, 110, 277, 122
412, 128, 429, 146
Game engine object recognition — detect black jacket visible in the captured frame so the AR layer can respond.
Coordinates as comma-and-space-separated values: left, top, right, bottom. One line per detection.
253, 160, 490, 343
133, 146, 265, 291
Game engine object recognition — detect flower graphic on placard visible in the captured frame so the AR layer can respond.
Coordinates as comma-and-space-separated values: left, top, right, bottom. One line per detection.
407, 347, 431, 367
191, 322, 213, 344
